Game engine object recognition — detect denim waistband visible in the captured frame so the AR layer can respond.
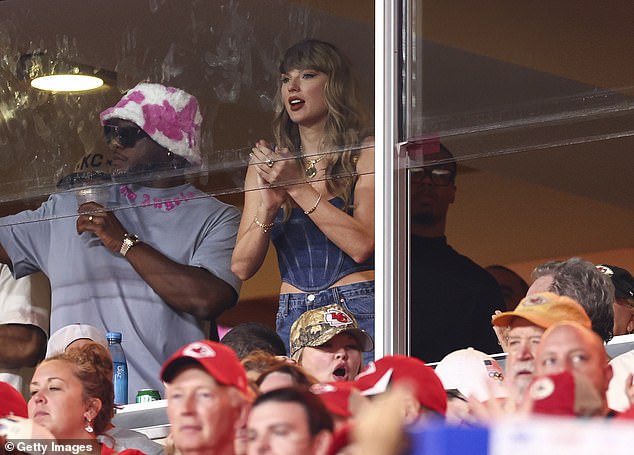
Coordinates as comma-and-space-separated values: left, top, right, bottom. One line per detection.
278, 280, 374, 315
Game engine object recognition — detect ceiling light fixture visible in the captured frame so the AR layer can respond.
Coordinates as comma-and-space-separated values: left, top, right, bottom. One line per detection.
17, 51, 116, 93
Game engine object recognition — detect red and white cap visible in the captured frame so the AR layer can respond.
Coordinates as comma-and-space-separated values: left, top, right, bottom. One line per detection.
353, 355, 447, 416
528, 371, 603, 417
0, 381, 27, 418
161, 340, 248, 396
100, 82, 202, 164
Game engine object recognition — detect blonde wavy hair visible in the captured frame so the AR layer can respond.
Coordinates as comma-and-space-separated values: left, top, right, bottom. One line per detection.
272, 39, 370, 218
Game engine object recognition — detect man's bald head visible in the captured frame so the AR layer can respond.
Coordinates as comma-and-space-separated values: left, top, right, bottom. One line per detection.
535, 321, 612, 414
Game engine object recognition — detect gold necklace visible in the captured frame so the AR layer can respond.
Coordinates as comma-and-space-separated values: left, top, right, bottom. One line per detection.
303, 155, 324, 178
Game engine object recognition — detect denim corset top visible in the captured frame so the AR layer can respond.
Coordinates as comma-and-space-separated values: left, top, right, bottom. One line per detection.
269, 197, 374, 292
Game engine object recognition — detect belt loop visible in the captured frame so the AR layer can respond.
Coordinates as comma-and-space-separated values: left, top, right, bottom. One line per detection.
279, 293, 290, 316
332, 286, 345, 306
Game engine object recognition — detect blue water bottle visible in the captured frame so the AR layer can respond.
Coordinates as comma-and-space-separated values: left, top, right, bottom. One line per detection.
106, 331, 128, 405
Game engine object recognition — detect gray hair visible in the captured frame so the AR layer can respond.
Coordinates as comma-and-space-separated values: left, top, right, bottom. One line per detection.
532, 257, 615, 342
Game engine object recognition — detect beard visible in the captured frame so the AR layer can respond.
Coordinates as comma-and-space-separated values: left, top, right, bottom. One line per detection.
411, 210, 436, 225
112, 157, 190, 180
508, 360, 536, 397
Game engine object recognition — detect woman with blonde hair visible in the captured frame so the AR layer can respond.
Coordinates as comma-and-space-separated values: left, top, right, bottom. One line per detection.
231, 39, 375, 362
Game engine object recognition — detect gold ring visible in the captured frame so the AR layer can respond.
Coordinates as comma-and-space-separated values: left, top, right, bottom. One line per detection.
266, 159, 274, 168
88, 216, 93, 222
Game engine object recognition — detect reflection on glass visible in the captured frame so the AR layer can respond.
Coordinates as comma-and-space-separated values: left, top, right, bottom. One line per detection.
405, 138, 504, 363
0, 82, 243, 401
404, 1, 634, 363
0, 0, 374, 221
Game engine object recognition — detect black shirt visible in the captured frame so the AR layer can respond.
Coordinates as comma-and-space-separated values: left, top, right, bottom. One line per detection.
409, 235, 505, 363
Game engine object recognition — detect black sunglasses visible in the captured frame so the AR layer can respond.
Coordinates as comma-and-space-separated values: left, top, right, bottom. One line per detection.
410, 167, 455, 186
103, 124, 148, 148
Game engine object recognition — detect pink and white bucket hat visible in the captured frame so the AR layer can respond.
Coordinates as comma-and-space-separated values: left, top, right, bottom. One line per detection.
100, 82, 202, 164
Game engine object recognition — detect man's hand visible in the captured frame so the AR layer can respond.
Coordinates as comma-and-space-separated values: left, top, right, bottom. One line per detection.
0, 416, 55, 440
76, 202, 128, 254
492, 310, 509, 352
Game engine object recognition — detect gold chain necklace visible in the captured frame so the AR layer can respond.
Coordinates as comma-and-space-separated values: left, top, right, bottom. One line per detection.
303, 155, 324, 178
299, 145, 324, 178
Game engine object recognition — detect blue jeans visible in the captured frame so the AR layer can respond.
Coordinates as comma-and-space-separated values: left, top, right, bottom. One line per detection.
276, 281, 375, 365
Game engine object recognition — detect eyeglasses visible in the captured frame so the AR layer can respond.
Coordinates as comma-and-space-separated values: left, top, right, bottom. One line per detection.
103, 124, 148, 148
410, 167, 455, 186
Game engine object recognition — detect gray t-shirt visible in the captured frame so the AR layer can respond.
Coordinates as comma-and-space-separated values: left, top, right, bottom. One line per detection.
0, 182, 241, 402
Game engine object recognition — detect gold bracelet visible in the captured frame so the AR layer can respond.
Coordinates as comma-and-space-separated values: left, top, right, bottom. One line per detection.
304, 192, 322, 215
253, 215, 275, 233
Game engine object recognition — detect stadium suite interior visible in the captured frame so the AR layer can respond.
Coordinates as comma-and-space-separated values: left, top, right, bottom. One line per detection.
0, 0, 632, 329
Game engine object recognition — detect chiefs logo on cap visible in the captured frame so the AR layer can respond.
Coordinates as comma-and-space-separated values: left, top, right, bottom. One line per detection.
529, 377, 555, 400
183, 342, 217, 359
596, 265, 614, 277
522, 295, 549, 307
310, 383, 337, 394
324, 308, 353, 327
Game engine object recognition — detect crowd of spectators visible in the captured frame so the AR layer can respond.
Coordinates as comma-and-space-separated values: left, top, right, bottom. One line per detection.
4, 282, 634, 455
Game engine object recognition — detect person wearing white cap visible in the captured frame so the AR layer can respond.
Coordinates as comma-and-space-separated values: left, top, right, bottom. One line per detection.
434, 347, 506, 425
45, 323, 165, 455
46, 323, 108, 358
0, 82, 241, 402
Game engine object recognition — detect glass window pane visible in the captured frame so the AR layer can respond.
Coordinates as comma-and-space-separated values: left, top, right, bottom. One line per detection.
404, 1, 634, 362
0, 0, 375, 217
0, 0, 377, 367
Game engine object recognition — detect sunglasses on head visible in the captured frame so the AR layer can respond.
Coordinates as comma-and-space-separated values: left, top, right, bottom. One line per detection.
410, 167, 455, 186
103, 124, 148, 148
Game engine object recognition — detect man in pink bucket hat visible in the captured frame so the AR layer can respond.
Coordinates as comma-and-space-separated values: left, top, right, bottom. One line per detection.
0, 82, 241, 402
100, 82, 203, 170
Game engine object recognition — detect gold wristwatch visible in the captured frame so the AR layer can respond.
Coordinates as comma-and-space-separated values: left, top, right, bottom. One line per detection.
119, 233, 141, 257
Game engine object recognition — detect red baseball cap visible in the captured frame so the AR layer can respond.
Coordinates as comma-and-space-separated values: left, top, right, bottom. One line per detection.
0, 381, 27, 418
310, 381, 360, 419
353, 355, 447, 416
528, 371, 603, 417
160, 340, 248, 396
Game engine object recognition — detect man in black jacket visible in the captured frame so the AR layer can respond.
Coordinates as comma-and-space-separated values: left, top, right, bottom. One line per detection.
407, 139, 504, 363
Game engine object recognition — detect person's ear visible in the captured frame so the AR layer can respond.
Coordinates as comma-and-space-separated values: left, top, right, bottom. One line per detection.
402, 393, 422, 425
233, 397, 251, 433
85, 397, 102, 422
626, 314, 634, 335
311, 429, 333, 455
604, 363, 614, 390
449, 183, 456, 204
